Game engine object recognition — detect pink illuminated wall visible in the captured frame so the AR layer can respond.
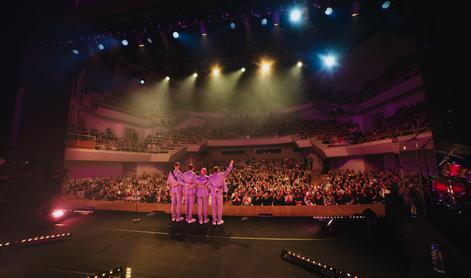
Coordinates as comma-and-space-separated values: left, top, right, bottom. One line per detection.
64, 161, 124, 178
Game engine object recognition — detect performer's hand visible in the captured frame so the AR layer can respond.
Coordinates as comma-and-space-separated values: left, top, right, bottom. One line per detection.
230, 160, 234, 166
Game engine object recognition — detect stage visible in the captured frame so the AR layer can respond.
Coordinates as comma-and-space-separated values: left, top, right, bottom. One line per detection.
0, 210, 408, 277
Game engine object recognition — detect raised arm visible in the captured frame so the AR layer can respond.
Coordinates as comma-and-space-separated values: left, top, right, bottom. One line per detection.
223, 160, 234, 177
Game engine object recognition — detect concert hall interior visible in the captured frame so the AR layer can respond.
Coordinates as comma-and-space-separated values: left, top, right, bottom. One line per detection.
1, 1, 470, 277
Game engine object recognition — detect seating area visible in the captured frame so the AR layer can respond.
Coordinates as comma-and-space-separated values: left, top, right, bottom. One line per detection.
64, 159, 423, 209
67, 100, 430, 153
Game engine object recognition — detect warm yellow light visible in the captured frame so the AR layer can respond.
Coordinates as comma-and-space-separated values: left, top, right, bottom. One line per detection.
212, 67, 221, 76
260, 61, 272, 74
297, 61, 303, 67
165, 76, 170, 81
193, 72, 198, 78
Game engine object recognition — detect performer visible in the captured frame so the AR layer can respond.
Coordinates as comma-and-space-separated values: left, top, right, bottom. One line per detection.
167, 162, 184, 222
208, 160, 234, 225
182, 164, 197, 223
195, 168, 210, 224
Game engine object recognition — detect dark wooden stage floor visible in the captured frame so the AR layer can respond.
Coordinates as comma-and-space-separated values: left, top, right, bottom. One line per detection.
0, 210, 460, 277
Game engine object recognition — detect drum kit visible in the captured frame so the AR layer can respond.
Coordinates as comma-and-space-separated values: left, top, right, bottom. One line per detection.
432, 144, 470, 209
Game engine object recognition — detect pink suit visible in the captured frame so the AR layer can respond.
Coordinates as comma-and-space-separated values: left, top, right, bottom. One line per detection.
208, 164, 233, 224
182, 170, 197, 221
167, 169, 184, 220
195, 175, 209, 223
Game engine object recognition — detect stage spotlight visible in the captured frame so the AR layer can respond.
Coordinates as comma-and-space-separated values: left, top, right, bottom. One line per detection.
382, 1, 391, 9
261, 18, 268, 26
146, 37, 153, 43
297, 61, 303, 67
352, 0, 360, 16
200, 22, 207, 36
72, 49, 79, 55
230, 22, 236, 30
165, 76, 170, 81
212, 67, 221, 76
172, 32, 179, 39
241, 67, 246, 72
273, 11, 280, 26
121, 39, 129, 46
325, 7, 333, 16
140, 79, 145, 85
193, 72, 198, 78
289, 8, 302, 23
97, 43, 104, 50
260, 61, 272, 74
322, 54, 337, 68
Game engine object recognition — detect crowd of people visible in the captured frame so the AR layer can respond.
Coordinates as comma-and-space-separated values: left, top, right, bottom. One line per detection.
64, 173, 171, 203
358, 102, 430, 142
228, 163, 388, 206
69, 101, 429, 154
64, 158, 426, 208
227, 159, 312, 206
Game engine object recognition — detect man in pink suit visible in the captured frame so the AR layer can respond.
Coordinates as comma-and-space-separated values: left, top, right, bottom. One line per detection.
208, 160, 234, 225
182, 164, 197, 223
195, 168, 210, 224
167, 162, 184, 222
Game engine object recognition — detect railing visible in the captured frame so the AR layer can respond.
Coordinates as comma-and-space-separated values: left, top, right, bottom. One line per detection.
66, 133, 96, 149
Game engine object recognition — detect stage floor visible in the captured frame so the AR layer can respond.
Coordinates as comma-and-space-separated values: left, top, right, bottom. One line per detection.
0, 211, 408, 277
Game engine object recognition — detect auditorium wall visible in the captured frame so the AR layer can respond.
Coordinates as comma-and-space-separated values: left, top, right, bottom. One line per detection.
203, 145, 304, 162
79, 111, 153, 142
135, 162, 167, 175
64, 161, 125, 178
64, 161, 172, 178
354, 87, 425, 131
328, 156, 369, 172
327, 151, 437, 174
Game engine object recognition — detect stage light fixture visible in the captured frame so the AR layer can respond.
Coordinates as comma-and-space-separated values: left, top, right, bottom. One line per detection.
121, 39, 129, 46
261, 18, 268, 26
72, 49, 79, 55
351, 0, 360, 16
165, 76, 170, 81
140, 79, 145, 85
212, 67, 221, 76
172, 32, 179, 39
230, 22, 236, 30
325, 7, 333, 16
200, 22, 207, 36
281, 249, 360, 278
1, 232, 72, 251
382, 1, 391, 9
85, 266, 130, 278
260, 61, 272, 74
146, 37, 153, 43
193, 72, 198, 78
241, 67, 246, 72
289, 8, 302, 22
297, 61, 303, 67
322, 54, 337, 68
273, 11, 280, 26
97, 43, 104, 50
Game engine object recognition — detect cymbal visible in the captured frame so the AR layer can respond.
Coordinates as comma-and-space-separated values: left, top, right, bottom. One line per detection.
435, 143, 471, 156
435, 150, 464, 159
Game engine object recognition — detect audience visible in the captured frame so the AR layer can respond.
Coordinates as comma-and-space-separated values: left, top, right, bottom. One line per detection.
65, 173, 170, 203
65, 159, 427, 207
70, 101, 429, 153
